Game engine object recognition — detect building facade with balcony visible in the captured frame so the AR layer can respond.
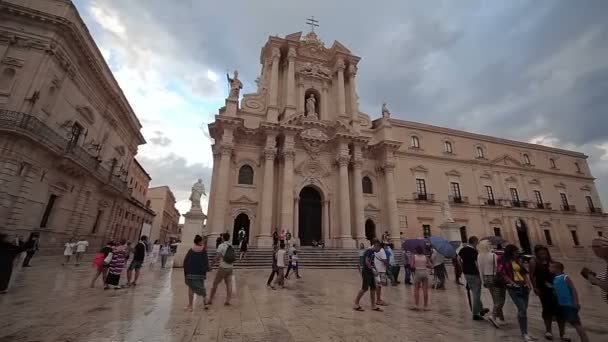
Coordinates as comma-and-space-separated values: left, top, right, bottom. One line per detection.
206, 30, 607, 258
146, 186, 180, 243
0, 0, 147, 254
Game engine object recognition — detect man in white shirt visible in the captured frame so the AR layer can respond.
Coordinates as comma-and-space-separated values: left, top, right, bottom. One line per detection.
374, 244, 388, 306
274, 242, 288, 288
207, 233, 236, 305
74, 238, 89, 265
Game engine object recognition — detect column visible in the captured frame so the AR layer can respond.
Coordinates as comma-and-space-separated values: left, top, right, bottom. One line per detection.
336, 59, 346, 116
280, 134, 295, 231
383, 161, 400, 243
211, 144, 233, 237
321, 81, 329, 120
351, 146, 365, 242
323, 200, 330, 243
348, 64, 358, 124
285, 47, 296, 116
336, 142, 352, 245
257, 136, 276, 245
293, 197, 299, 243
268, 47, 281, 122
297, 80, 305, 113
205, 150, 221, 231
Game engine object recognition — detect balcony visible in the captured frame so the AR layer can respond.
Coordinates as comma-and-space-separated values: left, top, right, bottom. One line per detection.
0, 110, 127, 193
511, 200, 523, 208
449, 195, 469, 204
483, 198, 498, 206
412, 192, 434, 201
535, 202, 552, 210
588, 207, 603, 214
561, 204, 576, 212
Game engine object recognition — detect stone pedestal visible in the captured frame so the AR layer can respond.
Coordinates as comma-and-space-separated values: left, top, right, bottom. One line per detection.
225, 98, 238, 116
173, 210, 207, 268
439, 221, 461, 243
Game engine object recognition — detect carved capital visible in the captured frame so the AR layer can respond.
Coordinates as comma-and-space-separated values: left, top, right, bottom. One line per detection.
352, 159, 363, 169
336, 155, 350, 167
383, 162, 396, 172
348, 64, 357, 77
263, 149, 276, 161
283, 149, 296, 161
220, 144, 233, 157
335, 59, 346, 72
288, 47, 297, 59
271, 47, 281, 61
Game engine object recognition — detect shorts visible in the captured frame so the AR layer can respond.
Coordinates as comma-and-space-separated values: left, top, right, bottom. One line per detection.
362, 270, 377, 291
214, 267, 233, 283
128, 260, 143, 270
377, 272, 388, 286
559, 306, 581, 325
414, 269, 429, 283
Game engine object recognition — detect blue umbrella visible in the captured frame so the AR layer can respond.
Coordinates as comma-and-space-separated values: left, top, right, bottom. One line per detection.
429, 236, 457, 258
402, 239, 427, 252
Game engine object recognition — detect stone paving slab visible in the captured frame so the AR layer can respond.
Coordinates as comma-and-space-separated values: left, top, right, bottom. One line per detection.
1, 258, 607, 342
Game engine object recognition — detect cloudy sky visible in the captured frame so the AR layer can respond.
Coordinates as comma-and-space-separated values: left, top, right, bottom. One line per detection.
73, 0, 608, 217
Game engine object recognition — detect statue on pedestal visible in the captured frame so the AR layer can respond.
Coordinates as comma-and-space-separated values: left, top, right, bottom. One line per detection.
226, 70, 243, 100
189, 179, 206, 212
306, 93, 318, 119
440, 200, 455, 223
382, 102, 391, 118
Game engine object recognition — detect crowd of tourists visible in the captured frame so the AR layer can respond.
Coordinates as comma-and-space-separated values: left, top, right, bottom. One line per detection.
353, 235, 608, 342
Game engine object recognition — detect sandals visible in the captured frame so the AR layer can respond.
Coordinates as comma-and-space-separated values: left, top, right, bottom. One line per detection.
372, 307, 383, 312
353, 306, 365, 312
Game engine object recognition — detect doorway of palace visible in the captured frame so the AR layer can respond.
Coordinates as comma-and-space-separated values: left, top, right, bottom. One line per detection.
232, 213, 250, 246
516, 218, 532, 254
298, 186, 322, 246
365, 219, 377, 242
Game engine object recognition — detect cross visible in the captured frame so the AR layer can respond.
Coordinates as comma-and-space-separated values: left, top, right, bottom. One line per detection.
306, 16, 319, 32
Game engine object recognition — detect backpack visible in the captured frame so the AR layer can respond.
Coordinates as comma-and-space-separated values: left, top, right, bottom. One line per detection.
222, 244, 236, 264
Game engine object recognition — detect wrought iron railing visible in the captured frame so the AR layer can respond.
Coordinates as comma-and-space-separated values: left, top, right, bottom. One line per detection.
449, 195, 469, 204
0, 110, 127, 193
412, 192, 434, 201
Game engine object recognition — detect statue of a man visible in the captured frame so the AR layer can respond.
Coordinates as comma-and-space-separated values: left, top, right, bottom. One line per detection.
382, 102, 391, 118
306, 93, 317, 119
189, 179, 206, 211
226, 70, 243, 99
441, 200, 455, 223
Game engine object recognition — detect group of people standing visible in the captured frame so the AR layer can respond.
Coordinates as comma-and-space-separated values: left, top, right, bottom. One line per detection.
266, 241, 301, 290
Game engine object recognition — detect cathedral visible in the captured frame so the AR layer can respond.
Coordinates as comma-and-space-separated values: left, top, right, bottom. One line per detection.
205, 30, 607, 256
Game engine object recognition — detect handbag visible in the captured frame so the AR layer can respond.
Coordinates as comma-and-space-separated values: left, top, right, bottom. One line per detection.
104, 252, 113, 265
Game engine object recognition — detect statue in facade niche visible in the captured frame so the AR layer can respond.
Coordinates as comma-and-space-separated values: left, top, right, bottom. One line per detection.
382, 102, 391, 118
189, 179, 206, 211
306, 93, 318, 119
441, 200, 455, 223
226, 70, 243, 99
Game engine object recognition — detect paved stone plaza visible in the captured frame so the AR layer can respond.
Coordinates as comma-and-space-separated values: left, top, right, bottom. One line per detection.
1, 257, 607, 342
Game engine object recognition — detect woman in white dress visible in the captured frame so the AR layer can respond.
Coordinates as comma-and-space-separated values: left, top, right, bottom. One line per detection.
149, 240, 160, 267
62, 238, 75, 265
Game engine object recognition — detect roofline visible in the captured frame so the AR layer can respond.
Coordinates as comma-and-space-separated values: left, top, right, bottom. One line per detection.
133, 158, 151, 180
386, 118, 588, 159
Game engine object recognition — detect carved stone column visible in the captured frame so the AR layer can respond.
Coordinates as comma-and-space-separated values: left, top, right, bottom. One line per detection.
268, 47, 281, 122
285, 47, 297, 116
210, 138, 233, 241
205, 149, 221, 232
257, 135, 276, 246
323, 200, 330, 243
280, 134, 295, 232
293, 197, 299, 244
351, 146, 365, 242
336, 59, 346, 116
336, 142, 352, 246
321, 80, 329, 120
297, 80, 305, 113
383, 161, 400, 243
348, 64, 358, 124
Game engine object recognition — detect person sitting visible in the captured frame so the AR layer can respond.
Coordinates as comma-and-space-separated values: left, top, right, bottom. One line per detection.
312, 240, 318, 248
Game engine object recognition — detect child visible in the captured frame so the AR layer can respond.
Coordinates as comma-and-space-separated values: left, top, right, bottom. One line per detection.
549, 261, 590, 342
291, 251, 300, 279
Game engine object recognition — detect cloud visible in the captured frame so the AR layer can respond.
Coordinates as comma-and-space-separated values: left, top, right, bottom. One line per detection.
149, 131, 172, 147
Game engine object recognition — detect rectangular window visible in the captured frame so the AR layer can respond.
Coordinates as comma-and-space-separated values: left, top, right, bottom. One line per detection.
533, 190, 543, 205
544, 230, 553, 246
416, 178, 427, 196
411, 136, 419, 148
40, 194, 58, 228
575, 162, 581, 173
445, 141, 453, 153
560, 193, 569, 209
493, 227, 502, 237
586, 196, 594, 210
451, 182, 461, 200
92, 210, 103, 233
485, 185, 495, 205
459, 226, 468, 243
571, 230, 580, 246
422, 225, 431, 239
510, 188, 520, 202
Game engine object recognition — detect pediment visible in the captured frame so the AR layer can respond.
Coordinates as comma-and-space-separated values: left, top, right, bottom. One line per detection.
229, 196, 258, 205
540, 221, 552, 227
364, 204, 380, 212
529, 178, 541, 185
445, 169, 461, 177
285, 31, 302, 41
333, 119, 357, 136
490, 154, 524, 167
51, 181, 70, 193
410, 165, 429, 174
489, 218, 502, 225
480, 172, 493, 180
504, 175, 518, 183
580, 185, 592, 191
300, 127, 329, 141
554, 182, 567, 189
330, 40, 352, 54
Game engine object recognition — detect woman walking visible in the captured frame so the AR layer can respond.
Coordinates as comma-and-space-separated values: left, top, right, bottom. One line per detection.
267, 245, 279, 289
183, 235, 209, 311
411, 246, 432, 310
90, 241, 114, 289
530, 245, 566, 340
106, 239, 128, 289
239, 237, 248, 260
160, 242, 171, 268
498, 244, 537, 342
62, 239, 75, 265
478, 240, 506, 327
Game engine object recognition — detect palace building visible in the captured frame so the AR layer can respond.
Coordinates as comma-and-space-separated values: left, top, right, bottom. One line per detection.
206, 30, 607, 257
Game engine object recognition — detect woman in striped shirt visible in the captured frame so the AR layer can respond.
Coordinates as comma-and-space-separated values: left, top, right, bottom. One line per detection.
582, 237, 608, 304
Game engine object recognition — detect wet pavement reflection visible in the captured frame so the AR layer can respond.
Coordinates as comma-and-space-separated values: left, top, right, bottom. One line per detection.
1, 257, 607, 341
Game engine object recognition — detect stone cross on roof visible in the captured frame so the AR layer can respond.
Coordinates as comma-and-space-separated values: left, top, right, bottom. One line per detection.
306, 16, 319, 32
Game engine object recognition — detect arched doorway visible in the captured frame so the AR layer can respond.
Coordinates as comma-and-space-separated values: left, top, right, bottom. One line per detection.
365, 219, 376, 242
232, 213, 250, 246
516, 218, 531, 254
298, 186, 322, 246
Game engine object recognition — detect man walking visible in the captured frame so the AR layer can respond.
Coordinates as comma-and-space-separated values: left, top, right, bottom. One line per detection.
207, 233, 236, 305
238, 227, 246, 245
22, 235, 39, 267
74, 237, 89, 266
127, 235, 147, 286
285, 244, 300, 279
353, 239, 383, 311
458, 236, 488, 320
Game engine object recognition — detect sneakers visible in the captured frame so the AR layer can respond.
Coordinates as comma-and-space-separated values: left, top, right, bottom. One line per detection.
545, 332, 553, 340
487, 316, 500, 328
523, 334, 538, 341
480, 308, 490, 316
472, 315, 484, 321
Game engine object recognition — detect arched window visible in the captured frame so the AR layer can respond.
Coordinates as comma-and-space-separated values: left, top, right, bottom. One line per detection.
444, 141, 453, 153
476, 146, 484, 158
411, 136, 420, 148
523, 153, 531, 165
362, 176, 373, 194
549, 158, 556, 169
0, 68, 16, 91
238, 165, 254, 185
